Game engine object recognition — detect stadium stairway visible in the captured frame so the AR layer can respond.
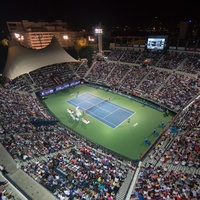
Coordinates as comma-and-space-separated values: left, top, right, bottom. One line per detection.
156, 159, 200, 175
84, 61, 96, 78
0, 173, 27, 200
0, 143, 57, 200
116, 169, 135, 200
154, 70, 173, 94
135, 70, 151, 89
8, 169, 57, 200
22, 148, 72, 166
117, 67, 132, 86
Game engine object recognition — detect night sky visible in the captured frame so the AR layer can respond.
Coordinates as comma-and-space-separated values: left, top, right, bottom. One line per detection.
0, 0, 199, 31
0, 0, 199, 73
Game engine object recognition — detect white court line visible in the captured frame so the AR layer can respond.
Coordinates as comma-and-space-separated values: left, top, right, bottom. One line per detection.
114, 112, 136, 129
68, 92, 136, 129
133, 123, 138, 127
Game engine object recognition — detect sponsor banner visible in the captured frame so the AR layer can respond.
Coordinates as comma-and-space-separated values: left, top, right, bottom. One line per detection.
169, 46, 177, 50
38, 80, 81, 97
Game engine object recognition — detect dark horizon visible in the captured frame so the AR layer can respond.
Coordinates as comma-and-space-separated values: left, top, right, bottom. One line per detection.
0, 0, 199, 32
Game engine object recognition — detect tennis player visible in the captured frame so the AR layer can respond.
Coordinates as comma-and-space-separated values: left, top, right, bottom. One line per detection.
76, 91, 79, 97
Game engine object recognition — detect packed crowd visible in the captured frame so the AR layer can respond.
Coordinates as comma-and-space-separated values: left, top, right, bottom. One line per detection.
131, 97, 200, 200
86, 61, 115, 84
20, 142, 128, 200
0, 122, 132, 200
0, 87, 55, 135
156, 51, 187, 70
178, 53, 200, 75
0, 126, 70, 162
29, 62, 80, 90
138, 69, 171, 95
156, 73, 198, 111
0, 48, 199, 200
85, 49, 199, 112
118, 65, 150, 92
2, 49, 199, 114
174, 98, 200, 130
132, 157, 200, 199
0, 85, 133, 199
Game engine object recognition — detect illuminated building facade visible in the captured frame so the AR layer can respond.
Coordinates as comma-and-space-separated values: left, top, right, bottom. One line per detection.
6, 20, 79, 49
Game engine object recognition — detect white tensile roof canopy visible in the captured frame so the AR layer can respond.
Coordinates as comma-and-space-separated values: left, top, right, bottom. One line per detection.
3, 36, 80, 80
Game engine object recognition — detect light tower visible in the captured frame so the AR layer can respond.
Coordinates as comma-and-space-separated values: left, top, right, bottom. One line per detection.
95, 23, 103, 54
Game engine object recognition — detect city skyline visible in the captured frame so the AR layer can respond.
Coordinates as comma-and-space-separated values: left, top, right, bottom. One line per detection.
0, 0, 199, 32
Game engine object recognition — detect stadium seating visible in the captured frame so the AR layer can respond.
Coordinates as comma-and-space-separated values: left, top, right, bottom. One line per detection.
0, 48, 199, 199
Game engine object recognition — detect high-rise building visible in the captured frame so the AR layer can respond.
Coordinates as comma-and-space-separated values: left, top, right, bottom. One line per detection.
6, 20, 81, 49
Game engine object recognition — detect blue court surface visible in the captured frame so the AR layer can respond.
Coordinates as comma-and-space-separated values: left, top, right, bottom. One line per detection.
67, 93, 135, 128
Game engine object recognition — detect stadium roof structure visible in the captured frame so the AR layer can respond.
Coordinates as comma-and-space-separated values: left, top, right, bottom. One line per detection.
3, 36, 80, 80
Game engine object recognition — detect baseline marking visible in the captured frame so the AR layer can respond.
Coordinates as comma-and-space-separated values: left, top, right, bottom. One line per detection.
133, 123, 138, 127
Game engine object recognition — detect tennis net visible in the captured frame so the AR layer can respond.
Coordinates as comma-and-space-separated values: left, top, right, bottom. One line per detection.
85, 98, 110, 113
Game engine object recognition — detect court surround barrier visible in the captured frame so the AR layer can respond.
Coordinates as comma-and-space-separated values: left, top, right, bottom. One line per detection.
35, 79, 81, 97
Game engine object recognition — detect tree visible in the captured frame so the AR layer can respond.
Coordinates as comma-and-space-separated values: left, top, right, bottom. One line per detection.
74, 37, 88, 59
1, 39, 8, 46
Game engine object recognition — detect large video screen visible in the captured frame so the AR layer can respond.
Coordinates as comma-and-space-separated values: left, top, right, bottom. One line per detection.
146, 37, 166, 50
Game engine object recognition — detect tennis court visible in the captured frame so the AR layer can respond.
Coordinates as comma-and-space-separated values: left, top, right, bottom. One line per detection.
67, 93, 135, 128
42, 84, 174, 160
